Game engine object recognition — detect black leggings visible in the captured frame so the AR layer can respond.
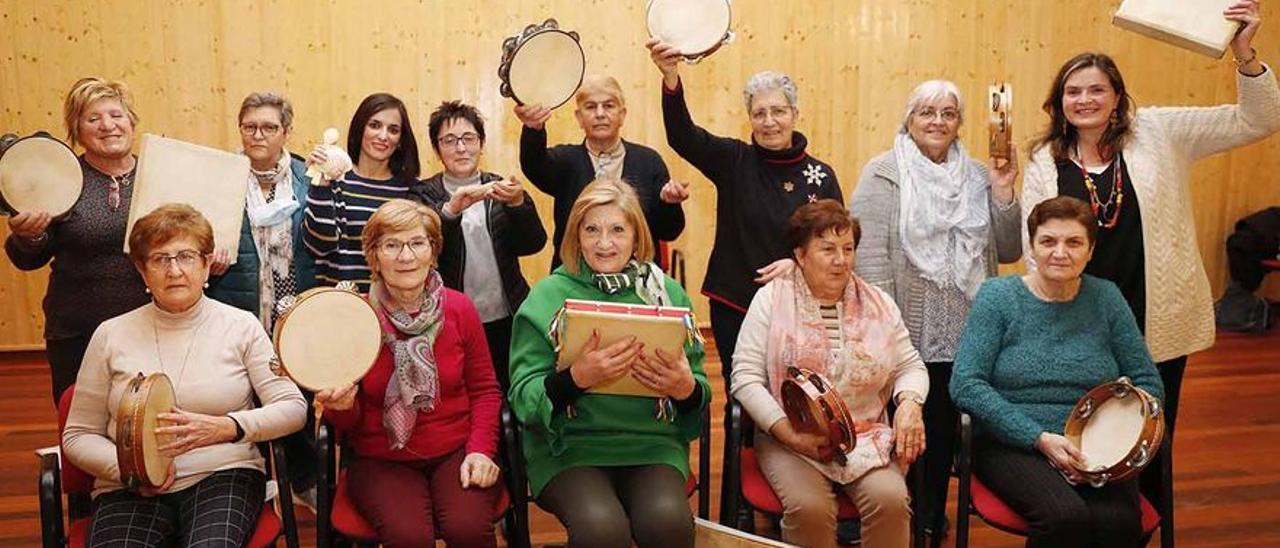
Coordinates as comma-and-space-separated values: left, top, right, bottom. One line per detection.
1139, 356, 1186, 516
47, 334, 93, 404
973, 439, 1143, 548
920, 361, 958, 529
87, 468, 266, 548
539, 464, 694, 548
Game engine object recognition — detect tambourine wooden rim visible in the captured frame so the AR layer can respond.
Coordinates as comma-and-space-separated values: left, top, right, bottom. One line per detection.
987, 83, 1013, 160
1063, 376, 1164, 487
0, 132, 83, 218
780, 366, 856, 465
498, 19, 585, 109
115, 372, 175, 491
272, 285, 382, 391
646, 0, 734, 63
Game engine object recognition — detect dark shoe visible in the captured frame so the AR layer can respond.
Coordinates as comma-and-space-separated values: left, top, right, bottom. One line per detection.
837, 518, 862, 545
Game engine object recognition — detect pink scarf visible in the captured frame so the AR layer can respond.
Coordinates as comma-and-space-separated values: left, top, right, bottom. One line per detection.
765, 268, 900, 483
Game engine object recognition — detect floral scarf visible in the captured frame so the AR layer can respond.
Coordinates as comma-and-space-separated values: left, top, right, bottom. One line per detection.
368, 271, 445, 450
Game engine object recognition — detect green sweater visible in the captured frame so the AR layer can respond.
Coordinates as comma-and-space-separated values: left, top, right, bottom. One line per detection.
509, 265, 710, 496
950, 275, 1163, 450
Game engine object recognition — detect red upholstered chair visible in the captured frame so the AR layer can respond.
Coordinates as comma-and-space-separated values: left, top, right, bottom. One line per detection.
720, 400, 927, 547
951, 412, 1172, 548
38, 385, 298, 548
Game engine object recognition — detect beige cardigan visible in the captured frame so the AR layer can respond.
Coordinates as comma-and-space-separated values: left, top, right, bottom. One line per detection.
1022, 66, 1280, 362
63, 297, 306, 496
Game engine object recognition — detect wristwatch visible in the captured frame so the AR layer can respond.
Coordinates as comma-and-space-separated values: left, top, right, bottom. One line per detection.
895, 391, 924, 406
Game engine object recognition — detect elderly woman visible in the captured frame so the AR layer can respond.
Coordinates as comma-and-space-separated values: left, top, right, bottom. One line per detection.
62, 203, 307, 547
304, 93, 422, 293
4, 77, 151, 403
412, 100, 547, 390
514, 74, 687, 270
645, 39, 843, 406
849, 79, 1021, 536
951, 196, 1163, 547
731, 200, 927, 548
314, 199, 503, 547
509, 178, 710, 548
1021, 1, 1277, 509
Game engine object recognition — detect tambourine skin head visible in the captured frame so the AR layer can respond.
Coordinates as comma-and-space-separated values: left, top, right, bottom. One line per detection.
1064, 378, 1164, 486
0, 133, 84, 218
498, 19, 585, 109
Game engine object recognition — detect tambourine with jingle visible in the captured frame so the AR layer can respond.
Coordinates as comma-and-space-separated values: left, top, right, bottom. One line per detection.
1063, 376, 1165, 487
498, 19, 586, 110
780, 366, 856, 466
0, 131, 83, 218
273, 284, 382, 392
988, 83, 1013, 161
116, 372, 176, 491
646, 0, 735, 64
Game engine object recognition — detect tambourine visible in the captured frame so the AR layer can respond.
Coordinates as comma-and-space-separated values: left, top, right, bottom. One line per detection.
116, 372, 176, 491
988, 83, 1013, 161
780, 366, 856, 466
272, 284, 382, 392
646, 0, 735, 64
0, 131, 83, 218
1063, 376, 1165, 487
498, 19, 586, 110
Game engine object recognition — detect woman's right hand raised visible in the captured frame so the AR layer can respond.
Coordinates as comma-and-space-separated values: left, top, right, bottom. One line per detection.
570, 330, 644, 389
7, 211, 52, 241
307, 145, 329, 167
770, 418, 835, 462
1035, 432, 1085, 484
315, 383, 359, 412
644, 38, 683, 90
513, 103, 552, 131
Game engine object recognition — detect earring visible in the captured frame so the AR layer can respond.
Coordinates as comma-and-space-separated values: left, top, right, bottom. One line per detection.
203, 281, 209, 289
144, 287, 151, 294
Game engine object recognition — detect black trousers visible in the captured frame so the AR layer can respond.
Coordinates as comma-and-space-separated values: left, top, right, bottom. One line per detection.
920, 361, 958, 530
973, 439, 1143, 548
46, 334, 93, 404
87, 468, 267, 548
539, 464, 694, 548
483, 315, 515, 394
1139, 356, 1186, 517
280, 389, 319, 493
709, 300, 747, 522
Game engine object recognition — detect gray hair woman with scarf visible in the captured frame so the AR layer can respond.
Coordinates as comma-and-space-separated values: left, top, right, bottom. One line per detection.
847, 79, 1022, 539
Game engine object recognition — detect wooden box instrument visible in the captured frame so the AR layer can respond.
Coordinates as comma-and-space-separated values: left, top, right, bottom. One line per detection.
1113, 0, 1240, 58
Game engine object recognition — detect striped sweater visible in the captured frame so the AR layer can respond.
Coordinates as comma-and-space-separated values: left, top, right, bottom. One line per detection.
303, 171, 416, 292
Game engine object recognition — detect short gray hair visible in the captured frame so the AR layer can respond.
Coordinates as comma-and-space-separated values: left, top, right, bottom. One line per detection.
900, 80, 963, 133
743, 70, 799, 110
238, 91, 294, 130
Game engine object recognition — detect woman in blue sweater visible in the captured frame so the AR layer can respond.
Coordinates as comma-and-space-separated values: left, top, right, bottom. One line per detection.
951, 196, 1162, 547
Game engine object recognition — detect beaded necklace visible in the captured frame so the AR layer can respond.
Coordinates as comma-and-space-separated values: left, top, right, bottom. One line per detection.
1075, 144, 1125, 229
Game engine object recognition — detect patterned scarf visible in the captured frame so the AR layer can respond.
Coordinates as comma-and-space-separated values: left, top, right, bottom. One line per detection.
765, 267, 899, 483
591, 259, 671, 306
245, 151, 297, 330
368, 272, 445, 450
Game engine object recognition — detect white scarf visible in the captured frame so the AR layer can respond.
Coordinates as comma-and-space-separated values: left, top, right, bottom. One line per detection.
244, 151, 297, 327
893, 132, 990, 299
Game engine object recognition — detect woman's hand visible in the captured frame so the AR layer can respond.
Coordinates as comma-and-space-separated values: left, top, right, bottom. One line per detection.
570, 331, 643, 389
892, 398, 926, 466
307, 145, 329, 167
645, 38, 683, 90
489, 177, 526, 207
770, 418, 835, 462
988, 143, 1018, 206
632, 347, 696, 400
137, 461, 176, 497
659, 180, 691, 204
754, 258, 796, 284
513, 103, 552, 131
443, 183, 491, 217
1035, 432, 1085, 484
1225, 0, 1262, 59
208, 248, 232, 277
7, 211, 52, 241
315, 383, 358, 411
460, 452, 500, 489
154, 409, 240, 457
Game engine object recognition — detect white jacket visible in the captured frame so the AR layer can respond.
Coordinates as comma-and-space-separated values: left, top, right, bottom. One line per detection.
1022, 65, 1280, 362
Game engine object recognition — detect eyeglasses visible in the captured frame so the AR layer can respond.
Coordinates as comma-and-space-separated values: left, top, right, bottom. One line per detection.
145, 250, 205, 272
239, 123, 283, 138
438, 133, 481, 149
914, 108, 960, 122
378, 238, 431, 257
750, 106, 794, 123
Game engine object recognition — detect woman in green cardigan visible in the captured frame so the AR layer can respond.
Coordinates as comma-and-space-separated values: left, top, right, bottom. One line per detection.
509, 178, 709, 548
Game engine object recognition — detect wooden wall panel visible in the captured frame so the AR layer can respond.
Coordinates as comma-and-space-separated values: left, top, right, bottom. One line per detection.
2, 0, 1278, 350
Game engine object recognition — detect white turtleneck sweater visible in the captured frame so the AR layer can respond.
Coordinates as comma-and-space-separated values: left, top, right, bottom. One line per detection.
63, 296, 306, 496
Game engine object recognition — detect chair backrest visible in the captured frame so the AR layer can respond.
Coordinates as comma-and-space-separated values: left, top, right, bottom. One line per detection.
57, 386, 96, 495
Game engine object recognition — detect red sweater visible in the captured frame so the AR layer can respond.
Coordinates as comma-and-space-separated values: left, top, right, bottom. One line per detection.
326, 289, 502, 460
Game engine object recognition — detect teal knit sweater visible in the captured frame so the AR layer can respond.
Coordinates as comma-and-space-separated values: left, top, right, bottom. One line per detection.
950, 275, 1163, 450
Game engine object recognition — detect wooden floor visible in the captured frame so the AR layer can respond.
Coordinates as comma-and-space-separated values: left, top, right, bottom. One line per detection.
1, 328, 1277, 547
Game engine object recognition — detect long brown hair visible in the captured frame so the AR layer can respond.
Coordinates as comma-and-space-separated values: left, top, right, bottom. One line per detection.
1031, 52, 1135, 161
